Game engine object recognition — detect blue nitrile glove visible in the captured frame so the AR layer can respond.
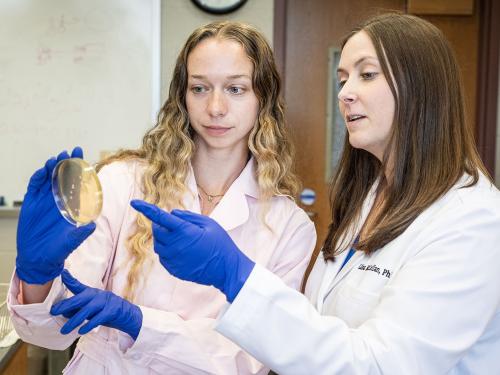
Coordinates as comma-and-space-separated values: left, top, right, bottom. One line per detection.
16, 148, 96, 284
50, 270, 143, 340
130, 200, 255, 302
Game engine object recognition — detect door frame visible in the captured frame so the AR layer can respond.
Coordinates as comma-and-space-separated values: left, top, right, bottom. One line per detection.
273, 0, 287, 88
476, 0, 500, 176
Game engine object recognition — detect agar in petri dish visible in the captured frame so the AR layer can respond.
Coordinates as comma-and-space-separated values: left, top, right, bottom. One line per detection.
52, 158, 103, 226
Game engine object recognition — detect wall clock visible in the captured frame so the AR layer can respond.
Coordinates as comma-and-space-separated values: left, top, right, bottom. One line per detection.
191, 0, 247, 15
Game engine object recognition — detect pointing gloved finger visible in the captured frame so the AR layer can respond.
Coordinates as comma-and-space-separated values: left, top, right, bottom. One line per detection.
78, 312, 108, 335
70, 146, 83, 159
60, 315, 84, 335
51, 294, 86, 316
130, 200, 166, 224
61, 269, 88, 294
59, 301, 102, 335
61, 308, 80, 319
50, 289, 94, 316
51, 271, 93, 316
171, 209, 211, 228
151, 222, 177, 247
131, 200, 186, 231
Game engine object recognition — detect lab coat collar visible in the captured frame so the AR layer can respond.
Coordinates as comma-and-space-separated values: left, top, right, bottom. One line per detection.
184, 157, 259, 232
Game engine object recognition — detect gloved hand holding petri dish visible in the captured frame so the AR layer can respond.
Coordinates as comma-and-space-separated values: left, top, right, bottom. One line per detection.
51, 158, 103, 226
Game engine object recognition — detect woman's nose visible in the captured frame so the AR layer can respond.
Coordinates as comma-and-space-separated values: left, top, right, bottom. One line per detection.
338, 81, 357, 104
207, 91, 227, 117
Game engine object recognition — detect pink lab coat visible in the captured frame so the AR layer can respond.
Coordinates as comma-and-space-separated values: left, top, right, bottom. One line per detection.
8, 158, 316, 374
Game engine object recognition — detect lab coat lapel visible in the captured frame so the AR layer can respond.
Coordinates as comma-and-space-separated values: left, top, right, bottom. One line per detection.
208, 158, 258, 231
183, 164, 202, 214
315, 256, 343, 312
317, 181, 378, 309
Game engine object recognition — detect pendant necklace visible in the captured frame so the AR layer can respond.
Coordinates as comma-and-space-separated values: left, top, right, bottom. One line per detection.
197, 184, 225, 203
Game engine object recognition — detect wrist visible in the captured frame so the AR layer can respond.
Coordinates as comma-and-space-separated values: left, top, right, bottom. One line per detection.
20, 279, 54, 304
224, 255, 255, 303
16, 260, 63, 285
128, 304, 143, 340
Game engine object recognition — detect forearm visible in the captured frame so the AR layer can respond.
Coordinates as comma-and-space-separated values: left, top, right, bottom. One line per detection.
21, 279, 53, 304
9, 274, 79, 351
216, 264, 374, 375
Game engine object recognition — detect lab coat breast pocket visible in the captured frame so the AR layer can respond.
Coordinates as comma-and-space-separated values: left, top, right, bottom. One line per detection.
333, 282, 382, 328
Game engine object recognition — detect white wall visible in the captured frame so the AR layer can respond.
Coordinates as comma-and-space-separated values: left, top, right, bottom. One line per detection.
0, 0, 159, 205
160, 0, 274, 101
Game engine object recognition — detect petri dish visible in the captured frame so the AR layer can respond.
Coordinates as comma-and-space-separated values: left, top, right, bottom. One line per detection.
52, 158, 103, 226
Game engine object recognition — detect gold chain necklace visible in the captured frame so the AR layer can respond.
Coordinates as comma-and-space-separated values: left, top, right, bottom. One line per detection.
197, 184, 225, 203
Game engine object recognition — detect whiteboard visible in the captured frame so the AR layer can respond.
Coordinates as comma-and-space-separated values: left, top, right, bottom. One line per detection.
0, 0, 160, 204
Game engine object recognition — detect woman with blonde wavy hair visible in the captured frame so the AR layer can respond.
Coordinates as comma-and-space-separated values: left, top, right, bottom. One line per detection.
9, 21, 316, 374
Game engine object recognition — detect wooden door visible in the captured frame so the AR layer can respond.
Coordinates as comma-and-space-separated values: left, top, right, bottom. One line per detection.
274, 0, 480, 282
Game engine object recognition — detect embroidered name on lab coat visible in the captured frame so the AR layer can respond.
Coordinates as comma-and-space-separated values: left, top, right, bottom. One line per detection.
358, 264, 391, 278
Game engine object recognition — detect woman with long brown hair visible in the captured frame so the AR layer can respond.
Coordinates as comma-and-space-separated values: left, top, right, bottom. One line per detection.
133, 13, 500, 374
9, 21, 316, 374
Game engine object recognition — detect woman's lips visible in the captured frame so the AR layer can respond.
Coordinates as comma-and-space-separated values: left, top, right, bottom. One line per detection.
346, 114, 367, 123
203, 126, 232, 136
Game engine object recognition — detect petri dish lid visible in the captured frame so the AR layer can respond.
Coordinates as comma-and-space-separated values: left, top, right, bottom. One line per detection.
52, 158, 103, 226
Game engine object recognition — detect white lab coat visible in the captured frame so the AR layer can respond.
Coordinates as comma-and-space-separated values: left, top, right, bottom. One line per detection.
215, 173, 500, 374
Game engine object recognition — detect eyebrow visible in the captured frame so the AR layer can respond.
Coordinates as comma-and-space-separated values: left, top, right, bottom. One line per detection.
337, 56, 379, 74
189, 74, 252, 80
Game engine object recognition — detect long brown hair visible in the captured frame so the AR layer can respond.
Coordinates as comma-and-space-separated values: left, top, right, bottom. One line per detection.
97, 21, 299, 300
322, 13, 490, 260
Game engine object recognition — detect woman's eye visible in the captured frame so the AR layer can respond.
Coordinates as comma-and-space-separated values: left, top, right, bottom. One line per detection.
361, 72, 378, 80
228, 86, 244, 95
337, 80, 346, 89
191, 86, 206, 94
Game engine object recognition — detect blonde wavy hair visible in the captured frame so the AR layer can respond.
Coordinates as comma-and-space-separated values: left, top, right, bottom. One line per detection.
97, 21, 299, 301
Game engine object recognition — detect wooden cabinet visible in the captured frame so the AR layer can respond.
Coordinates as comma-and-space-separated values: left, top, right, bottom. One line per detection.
0, 342, 27, 375
408, 0, 474, 15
